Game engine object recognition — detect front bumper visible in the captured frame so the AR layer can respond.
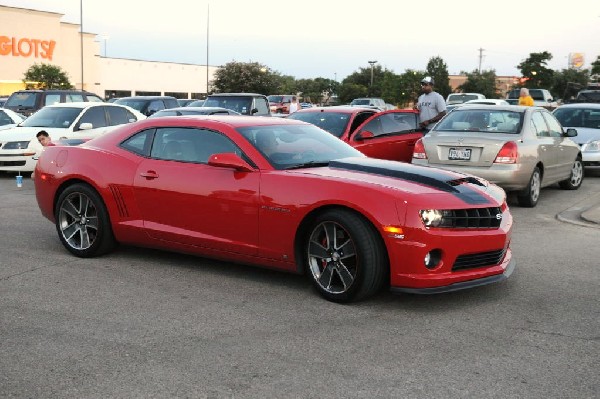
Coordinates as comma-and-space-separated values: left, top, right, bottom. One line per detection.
0, 152, 38, 172
391, 255, 515, 294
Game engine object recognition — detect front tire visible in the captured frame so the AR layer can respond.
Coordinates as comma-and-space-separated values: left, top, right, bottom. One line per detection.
55, 183, 116, 257
305, 209, 387, 303
517, 167, 541, 207
558, 157, 584, 190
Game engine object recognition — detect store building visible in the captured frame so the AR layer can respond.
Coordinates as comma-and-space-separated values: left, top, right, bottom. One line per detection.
0, 5, 215, 99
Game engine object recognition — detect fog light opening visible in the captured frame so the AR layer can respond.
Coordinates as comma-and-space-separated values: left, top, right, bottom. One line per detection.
424, 249, 442, 270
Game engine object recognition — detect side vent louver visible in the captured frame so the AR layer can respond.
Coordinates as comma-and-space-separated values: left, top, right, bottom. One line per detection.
109, 184, 129, 218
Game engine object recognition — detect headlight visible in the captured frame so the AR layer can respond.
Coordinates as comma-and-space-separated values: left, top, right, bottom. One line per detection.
419, 209, 443, 227
2, 141, 31, 150
583, 140, 600, 152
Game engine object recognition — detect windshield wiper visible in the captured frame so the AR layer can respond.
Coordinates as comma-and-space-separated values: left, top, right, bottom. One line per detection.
284, 161, 330, 170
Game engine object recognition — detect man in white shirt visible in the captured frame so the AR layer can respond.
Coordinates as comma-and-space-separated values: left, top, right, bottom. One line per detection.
415, 76, 446, 132
288, 96, 300, 113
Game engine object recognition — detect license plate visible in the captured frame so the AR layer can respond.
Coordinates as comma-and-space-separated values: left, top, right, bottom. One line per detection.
448, 148, 471, 160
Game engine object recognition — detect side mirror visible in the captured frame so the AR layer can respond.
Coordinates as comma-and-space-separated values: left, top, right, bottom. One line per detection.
251, 108, 259, 115
354, 131, 375, 141
565, 128, 577, 137
208, 153, 254, 172
78, 122, 93, 130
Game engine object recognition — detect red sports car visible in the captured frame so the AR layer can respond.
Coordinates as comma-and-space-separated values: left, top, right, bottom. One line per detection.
34, 115, 515, 302
286, 106, 423, 162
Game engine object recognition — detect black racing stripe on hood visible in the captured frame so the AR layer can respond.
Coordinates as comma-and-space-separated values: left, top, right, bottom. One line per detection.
329, 158, 492, 205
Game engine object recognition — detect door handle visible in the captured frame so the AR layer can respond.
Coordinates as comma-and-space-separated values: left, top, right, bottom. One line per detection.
140, 170, 159, 179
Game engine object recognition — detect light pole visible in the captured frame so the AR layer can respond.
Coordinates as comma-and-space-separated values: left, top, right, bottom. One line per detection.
368, 60, 377, 95
100, 34, 109, 57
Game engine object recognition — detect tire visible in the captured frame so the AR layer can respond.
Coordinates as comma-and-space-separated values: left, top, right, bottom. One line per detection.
305, 209, 387, 303
517, 167, 541, 207
559, 157, 584, 190
55, 183, 116, 257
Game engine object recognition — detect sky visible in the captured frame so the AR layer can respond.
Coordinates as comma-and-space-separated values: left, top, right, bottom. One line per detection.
2, 0, 599, 80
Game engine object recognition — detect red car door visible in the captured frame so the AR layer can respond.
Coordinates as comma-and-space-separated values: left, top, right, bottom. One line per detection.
133, 127, 260, 256
349, 110, 423, 163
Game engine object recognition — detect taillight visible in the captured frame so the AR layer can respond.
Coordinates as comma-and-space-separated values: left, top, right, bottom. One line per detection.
413, 138, 427, 159
494, 141, 518, 164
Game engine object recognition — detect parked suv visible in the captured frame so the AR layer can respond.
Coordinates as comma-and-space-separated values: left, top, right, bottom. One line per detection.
114, 96, 179, 116
4, 89, 104, 117
446, 93, 486, 105
203, 93, 271, 116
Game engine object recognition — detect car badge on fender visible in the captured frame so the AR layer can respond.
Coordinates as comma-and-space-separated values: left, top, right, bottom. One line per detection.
496, 214, 502, 220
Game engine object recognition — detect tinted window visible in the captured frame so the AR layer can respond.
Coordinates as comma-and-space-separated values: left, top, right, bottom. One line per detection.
78, 106, 107, 129
0, 110, 15, 126
204, 97, 252, 115
531, 112, 549, 137
121, 129, 154, 156
287, 111, 351, 137
107, 106, 137, 125
66, 93, 84, 102
6, 92, 38, 107
361, 113, 416, 137
44, 94, 62, 106
151, 127, 240, 163
86, 94, 105, 102
542, 112, 563, 137
147, 100, 165, 114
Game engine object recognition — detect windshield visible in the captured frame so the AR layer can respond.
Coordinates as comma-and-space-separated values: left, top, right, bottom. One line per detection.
268, 95, 283, 103
204, 97, 252, 115
20, 107, 81, 128
6, 92, 39, 108
436, 108, 523, 134
350, 99, 370, 106
553, 107, 600, 128
286, 112, 351, 138
577, 91, 600, 102
237, 123, 363, 170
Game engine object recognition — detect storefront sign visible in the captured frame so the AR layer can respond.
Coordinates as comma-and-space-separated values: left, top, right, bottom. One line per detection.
0, 36, 56, 60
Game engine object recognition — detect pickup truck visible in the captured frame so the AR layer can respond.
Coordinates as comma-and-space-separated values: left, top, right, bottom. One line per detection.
506, 88, 558, 109
349, 97, 387, 111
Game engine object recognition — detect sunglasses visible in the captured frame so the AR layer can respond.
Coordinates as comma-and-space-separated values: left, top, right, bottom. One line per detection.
421, 82, 430, 86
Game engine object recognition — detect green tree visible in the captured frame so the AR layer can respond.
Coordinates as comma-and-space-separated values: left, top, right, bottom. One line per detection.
210, 61, 281, 94
397, 70, 425, 108
337, 83, 368, 104
551, 68, 590, 100
458, 69, 500, 98
591, 55, 600, 79
23, 63, 73, 89
426, 56, 452, 99
516, 52, 554, 89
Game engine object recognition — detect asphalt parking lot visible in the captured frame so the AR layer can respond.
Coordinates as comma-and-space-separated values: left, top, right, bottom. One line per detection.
1, 172, 599, 398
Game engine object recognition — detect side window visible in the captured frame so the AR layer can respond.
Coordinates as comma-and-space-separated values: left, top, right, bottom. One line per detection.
66, 93, 84, 102
85, 94, 105, 103
531, 112, 549, 137
254, 97, 270, 115
151, 127, 241, 163
360, 118, 383, 136
78, 106, 107, 129
121, 129, 154, 156
350, 111, 377, 132
542, 112, 563, 137
44, 94, 61, 106
147, 100, 165, 115
107, 106, 135, 125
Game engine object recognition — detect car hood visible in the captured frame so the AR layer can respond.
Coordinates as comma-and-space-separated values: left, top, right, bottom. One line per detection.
563, 127, 600, 144
295, 157, 504, 206
0, 126, 71, 142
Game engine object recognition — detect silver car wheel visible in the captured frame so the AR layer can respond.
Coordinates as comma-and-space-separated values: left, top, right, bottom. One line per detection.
570, 160, 583, 186
58, 192, 99, 251
307, 221, 357, 295
530, 169, 541, 203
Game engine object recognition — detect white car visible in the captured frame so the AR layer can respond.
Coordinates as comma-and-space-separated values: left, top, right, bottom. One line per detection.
464, 99, 510, 106
553, 103, 600, 168
0, 102, 145, 172
0, 108, 26, 132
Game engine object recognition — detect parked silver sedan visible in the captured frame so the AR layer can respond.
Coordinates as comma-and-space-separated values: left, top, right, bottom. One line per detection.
412, 105, 583, 207
553, 103, 600, 168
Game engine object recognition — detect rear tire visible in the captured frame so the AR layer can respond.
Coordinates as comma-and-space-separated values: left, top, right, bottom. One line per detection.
517, 167, 541, 207
304, 209, 387, 303
55, 183, 116, 257
558, 157, 584, 190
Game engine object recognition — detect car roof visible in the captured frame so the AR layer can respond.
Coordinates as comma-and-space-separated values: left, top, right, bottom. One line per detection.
208, 93, 265, 97
42, 102, 133, 110
117, 96, 176, 100
295, 105, 376, 113
556, 103, 600, 109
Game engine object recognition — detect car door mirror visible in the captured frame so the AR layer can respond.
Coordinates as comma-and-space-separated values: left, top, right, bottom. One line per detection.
78, 122, 93, 130
207, 153, 254, 172
250, 108, 259, 115
355, 131, 375, 140
565, 128, 577, 137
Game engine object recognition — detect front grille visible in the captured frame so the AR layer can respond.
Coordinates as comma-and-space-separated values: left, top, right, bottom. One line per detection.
439, 207, 503, 228
453, 248, 506, 271
0, 160, 26, 167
